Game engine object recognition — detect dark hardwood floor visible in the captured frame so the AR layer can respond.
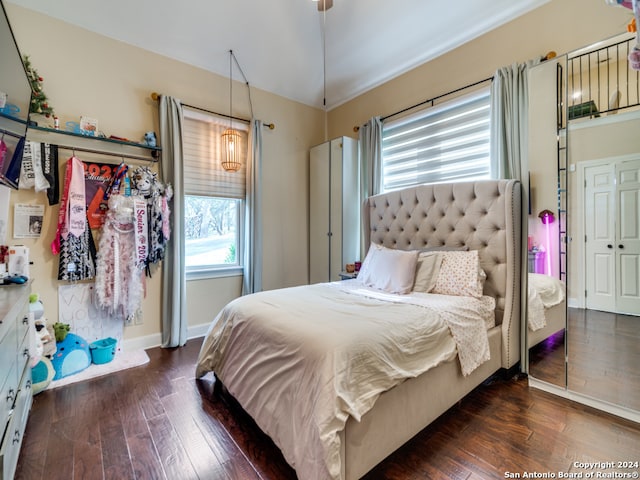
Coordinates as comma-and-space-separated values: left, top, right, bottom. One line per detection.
16, 337, 640, 480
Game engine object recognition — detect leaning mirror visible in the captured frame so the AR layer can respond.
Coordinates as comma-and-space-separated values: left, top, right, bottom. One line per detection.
0, 0, 31, 138
526, 54, 568, 389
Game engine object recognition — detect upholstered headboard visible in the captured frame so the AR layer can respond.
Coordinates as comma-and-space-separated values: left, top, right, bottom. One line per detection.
363, 179, 522, 368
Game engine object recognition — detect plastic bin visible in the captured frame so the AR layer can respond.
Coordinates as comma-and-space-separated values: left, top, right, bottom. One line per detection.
89, 337, 117, 365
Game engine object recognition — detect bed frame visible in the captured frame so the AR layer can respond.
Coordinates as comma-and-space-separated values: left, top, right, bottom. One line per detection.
340, 179, 522, 479
528, 301, 565, 348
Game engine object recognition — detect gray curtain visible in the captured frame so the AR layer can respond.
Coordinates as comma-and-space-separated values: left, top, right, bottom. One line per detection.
242, 119, 263, 295
358, 116, 383, 199
358, 116, 383, 255
159, 95, 187, 348
490, 62, 535, 180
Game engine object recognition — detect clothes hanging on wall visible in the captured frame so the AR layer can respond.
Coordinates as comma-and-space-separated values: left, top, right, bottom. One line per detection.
52, 156, 97, 281
95, 195, 144, 319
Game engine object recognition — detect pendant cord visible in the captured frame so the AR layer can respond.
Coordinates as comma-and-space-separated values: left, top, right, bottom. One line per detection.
230, 50, 255, 119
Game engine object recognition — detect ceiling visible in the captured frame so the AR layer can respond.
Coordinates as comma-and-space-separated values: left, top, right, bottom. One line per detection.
7, 0, 549, 110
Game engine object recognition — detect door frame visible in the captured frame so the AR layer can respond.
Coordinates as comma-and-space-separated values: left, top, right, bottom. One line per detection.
576, 153, 640, 310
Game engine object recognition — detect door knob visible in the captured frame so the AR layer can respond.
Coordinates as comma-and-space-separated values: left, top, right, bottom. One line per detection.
619, 244, 624, 249
607, 244, 613, 249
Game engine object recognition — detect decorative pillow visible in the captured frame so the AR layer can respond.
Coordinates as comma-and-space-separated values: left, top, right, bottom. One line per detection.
358, 244, 419, 294
412, 251, 443, 292
432, 250, 485, 298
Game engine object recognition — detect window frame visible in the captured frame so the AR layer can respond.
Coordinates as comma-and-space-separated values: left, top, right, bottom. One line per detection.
184, 195, 245, 281
182, 108, 248, 280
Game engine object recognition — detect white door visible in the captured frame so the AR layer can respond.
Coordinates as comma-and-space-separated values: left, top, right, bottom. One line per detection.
584, 158, 640, 314
585, 164, 616, 312
615, 159, 640, 314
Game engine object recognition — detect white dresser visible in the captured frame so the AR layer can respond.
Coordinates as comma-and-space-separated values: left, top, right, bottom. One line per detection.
0, 285, 33, 480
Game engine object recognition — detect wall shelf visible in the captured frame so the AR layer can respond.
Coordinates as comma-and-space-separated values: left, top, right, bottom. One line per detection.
26, 125, 161, 162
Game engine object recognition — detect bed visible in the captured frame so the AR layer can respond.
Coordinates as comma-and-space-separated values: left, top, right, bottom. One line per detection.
196, 179, 522, 480
527, 272, 566, 348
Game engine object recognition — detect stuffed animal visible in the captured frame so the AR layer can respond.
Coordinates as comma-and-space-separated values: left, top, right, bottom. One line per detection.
53, 322, 70, 342
51, 333, 91, 380
35, 318, 57, 359
143, 131, 157, 148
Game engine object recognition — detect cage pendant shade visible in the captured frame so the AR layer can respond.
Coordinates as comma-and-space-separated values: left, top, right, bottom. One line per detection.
221, 128, 242, 172
221, 49, 241, 173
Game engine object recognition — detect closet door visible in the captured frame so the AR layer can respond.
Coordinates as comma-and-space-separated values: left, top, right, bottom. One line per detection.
616, 158, 640, 314
310, 141, 330, 284
329, 138, 343, 281
340, 137, 360, 276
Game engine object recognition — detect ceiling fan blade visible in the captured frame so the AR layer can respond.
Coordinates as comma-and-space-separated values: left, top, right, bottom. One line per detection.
317, 0, 333, 12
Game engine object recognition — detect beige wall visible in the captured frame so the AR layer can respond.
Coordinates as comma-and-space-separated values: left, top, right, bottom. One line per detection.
5, 4, 324, 347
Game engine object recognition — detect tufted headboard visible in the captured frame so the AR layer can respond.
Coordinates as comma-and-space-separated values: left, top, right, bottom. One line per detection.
363, 179, 521, 368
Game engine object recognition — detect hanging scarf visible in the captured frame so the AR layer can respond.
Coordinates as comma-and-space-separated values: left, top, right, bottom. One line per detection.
0, 136, 24, 189
52, 156, 85, 254
133, 197, 148, 269
41, 143, 59, 205
0, 139, 6, 173
53, 156, 96, 281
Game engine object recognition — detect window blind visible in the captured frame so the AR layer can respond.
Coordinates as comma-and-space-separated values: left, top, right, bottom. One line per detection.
182, 109, 248, 199
381, 88, 491, 192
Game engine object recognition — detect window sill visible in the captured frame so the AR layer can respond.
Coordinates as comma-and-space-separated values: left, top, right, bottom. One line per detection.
186, 266, 244, 281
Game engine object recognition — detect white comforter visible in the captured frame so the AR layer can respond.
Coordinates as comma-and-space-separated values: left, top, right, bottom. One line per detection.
195, 281, 495, 480
528, 273, 565, 331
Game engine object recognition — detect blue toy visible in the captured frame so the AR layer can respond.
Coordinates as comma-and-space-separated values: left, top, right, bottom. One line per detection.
31, 357, 55, 394
143, 131, 157, 147
50, 333, 91, 380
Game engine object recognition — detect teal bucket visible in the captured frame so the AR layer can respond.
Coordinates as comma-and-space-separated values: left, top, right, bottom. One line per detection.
89, 337, 117, 365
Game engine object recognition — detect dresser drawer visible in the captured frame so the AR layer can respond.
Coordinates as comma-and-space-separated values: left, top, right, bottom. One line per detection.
0, 362, 17, 427
1, 407, 20, 480
16, 326, 31, 386
0, 326, 16, 391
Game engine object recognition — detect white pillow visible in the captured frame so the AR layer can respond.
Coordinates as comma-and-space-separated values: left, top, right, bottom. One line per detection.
432, 250, 485, 298
412, 251, 443, 292
358, 244, 419, 294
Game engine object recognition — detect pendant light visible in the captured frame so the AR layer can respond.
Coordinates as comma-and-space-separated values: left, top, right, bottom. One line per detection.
221, 49, 242, 172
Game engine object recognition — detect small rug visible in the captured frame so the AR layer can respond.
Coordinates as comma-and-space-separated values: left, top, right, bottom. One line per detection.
45, 349, 150, 390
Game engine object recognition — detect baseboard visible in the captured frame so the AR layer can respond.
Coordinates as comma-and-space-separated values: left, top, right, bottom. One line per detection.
529, 377, 640, 424
122, 322, 210, 351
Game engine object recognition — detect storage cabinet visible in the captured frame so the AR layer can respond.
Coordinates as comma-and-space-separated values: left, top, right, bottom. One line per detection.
0, 285, 32, 480
309, 136, 360, 283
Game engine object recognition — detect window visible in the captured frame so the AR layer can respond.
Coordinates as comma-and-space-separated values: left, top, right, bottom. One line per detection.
381, 88, 491, 192
182, 109, 248, 277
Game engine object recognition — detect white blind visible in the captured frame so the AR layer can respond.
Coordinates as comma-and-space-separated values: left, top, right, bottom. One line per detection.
182, 109, 248, 199
381, 88, 491, 192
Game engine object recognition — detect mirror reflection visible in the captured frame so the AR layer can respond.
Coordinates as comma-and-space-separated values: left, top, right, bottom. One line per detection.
527, 54, 568, 388
0, 0, 30, 137
528, 32, 640, 413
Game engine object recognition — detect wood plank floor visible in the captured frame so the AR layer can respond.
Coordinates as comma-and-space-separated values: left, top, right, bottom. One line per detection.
15, 337, 640, 480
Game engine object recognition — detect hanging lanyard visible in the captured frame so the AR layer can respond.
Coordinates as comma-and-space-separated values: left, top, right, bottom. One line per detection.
99, 161, 128, 211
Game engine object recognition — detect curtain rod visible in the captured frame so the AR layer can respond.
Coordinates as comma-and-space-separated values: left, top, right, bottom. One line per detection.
56, 144, 158, 163
353, 76, 493, 132
150, 92, 275, 130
